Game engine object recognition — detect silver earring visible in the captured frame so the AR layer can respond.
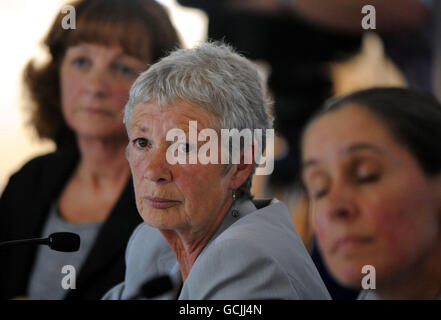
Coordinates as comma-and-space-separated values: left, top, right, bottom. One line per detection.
231, 190, 239, 218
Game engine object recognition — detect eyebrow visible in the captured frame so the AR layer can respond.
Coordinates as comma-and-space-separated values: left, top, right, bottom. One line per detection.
132, 123, 148, 133
344, 143, 383, 155
302, 142, 383, 171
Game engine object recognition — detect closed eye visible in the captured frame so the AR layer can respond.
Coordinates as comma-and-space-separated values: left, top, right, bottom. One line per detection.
313, 188, 328, 200
357, 173, 380, 183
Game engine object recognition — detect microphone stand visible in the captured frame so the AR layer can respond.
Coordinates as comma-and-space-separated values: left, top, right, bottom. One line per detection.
0, 232, 80, 252
0, 237, 49, 248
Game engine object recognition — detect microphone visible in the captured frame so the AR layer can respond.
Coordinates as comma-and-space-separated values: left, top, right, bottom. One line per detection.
130, 275, 174, 299
0, 232, 80, 252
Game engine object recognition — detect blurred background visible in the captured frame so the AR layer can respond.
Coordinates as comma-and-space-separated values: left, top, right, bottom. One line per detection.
0, 0, 436, 301
0, 0, 208, 191
0, 0, 434, 197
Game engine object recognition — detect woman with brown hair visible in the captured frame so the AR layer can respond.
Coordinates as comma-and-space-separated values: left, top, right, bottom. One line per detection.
0, 0, 180, 299
301, 87, 441, 299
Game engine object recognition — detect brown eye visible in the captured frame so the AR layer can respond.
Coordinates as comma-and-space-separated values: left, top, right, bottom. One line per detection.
133, 138, 149, 149
178, 142, 194, 153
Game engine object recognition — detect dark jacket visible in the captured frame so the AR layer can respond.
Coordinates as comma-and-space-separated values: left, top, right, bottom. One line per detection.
0, 147, 142, 299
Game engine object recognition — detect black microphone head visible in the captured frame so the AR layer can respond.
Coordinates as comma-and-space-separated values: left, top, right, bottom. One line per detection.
48, 232, 80, 252
140, 275, 173, 298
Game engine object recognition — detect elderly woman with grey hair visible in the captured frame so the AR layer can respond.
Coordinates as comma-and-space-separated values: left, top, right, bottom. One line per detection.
103, 42, 330, 300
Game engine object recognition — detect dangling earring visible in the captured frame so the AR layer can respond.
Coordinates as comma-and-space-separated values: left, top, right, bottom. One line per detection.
231, 190, 239, 218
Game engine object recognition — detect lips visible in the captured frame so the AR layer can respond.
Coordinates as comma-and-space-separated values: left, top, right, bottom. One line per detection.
144, 196, 180, 209
332, 236, 372, 254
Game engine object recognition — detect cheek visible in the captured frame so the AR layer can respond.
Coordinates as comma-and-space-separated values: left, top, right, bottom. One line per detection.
177, 165, 217, 199
176, 164, 228, 212
311, 204, 333, 250
313, 212, 330, 245
109, 83, 132, 110
129, 155, 144, 184
128, 154, 145, 197
369, 186, 424, 242
363, 185, 439, 267
60, 73, 84, 113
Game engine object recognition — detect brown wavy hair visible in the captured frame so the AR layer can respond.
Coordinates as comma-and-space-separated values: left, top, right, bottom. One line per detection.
23, 0, 181, 149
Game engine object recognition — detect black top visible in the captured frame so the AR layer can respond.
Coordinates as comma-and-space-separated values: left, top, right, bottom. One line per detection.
0, 147, 142, 299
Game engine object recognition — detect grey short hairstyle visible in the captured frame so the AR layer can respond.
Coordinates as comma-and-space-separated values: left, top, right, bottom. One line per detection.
124, 42, 273, 199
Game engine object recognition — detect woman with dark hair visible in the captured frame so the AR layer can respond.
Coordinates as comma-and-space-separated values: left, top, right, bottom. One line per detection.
301, 87, 441, 299
0, 0, 180, 299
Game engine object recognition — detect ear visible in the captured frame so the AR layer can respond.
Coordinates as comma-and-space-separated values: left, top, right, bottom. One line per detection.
228, 143, 255, 190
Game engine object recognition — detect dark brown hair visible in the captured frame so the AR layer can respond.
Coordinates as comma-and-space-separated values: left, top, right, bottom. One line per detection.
23, 0, 181, 149
302, 87, 441, 178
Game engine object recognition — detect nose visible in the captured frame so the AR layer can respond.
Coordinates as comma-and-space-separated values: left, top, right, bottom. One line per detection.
143, 146, 172, 184
85, 66, 110, 97
323, 182, 359, 222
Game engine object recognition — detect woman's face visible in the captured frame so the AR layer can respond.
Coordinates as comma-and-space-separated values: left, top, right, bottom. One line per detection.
60, 43, 149, 139
127, 100, 240, 238
302, 104, 441, 288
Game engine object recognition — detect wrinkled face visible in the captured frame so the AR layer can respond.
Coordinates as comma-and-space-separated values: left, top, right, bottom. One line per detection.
302, 104, 441, 288
60, 43, 149, 139
127, 100, 235, 236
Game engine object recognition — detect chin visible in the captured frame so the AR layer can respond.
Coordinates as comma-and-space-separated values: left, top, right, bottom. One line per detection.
328, 261, 365, 290
333, 271, 364, 289
140, 211, 175, 230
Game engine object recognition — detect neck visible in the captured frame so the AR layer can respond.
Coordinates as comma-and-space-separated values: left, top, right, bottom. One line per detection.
161, 198, 234, 282
75, 134, 130, 186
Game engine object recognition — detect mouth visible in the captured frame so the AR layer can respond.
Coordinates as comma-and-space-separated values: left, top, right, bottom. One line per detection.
82, 107, 114, 116
332, 236, 373, 255
144, 196, 181, 209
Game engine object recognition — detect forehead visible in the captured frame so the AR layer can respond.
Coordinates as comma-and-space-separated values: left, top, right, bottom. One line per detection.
65, 43, 124, 56
65, 12, 153, 62
302, 104, 398, 161
129, 100, 219, 133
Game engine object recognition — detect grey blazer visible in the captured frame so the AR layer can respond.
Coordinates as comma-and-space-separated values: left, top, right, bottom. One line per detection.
102, 198, 331, 300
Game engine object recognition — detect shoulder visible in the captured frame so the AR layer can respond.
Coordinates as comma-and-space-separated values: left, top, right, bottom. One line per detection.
1, 151, 59, 204
183, 235, 299, 299
126, 223, 172, 257
213, 199, 302, 261
125, 223, 173, 264
182, 200, 331, 299
118, 223, 177, 299
3, 149, 76, 190
0, 149, 78, 236
9, 152, 59, 178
